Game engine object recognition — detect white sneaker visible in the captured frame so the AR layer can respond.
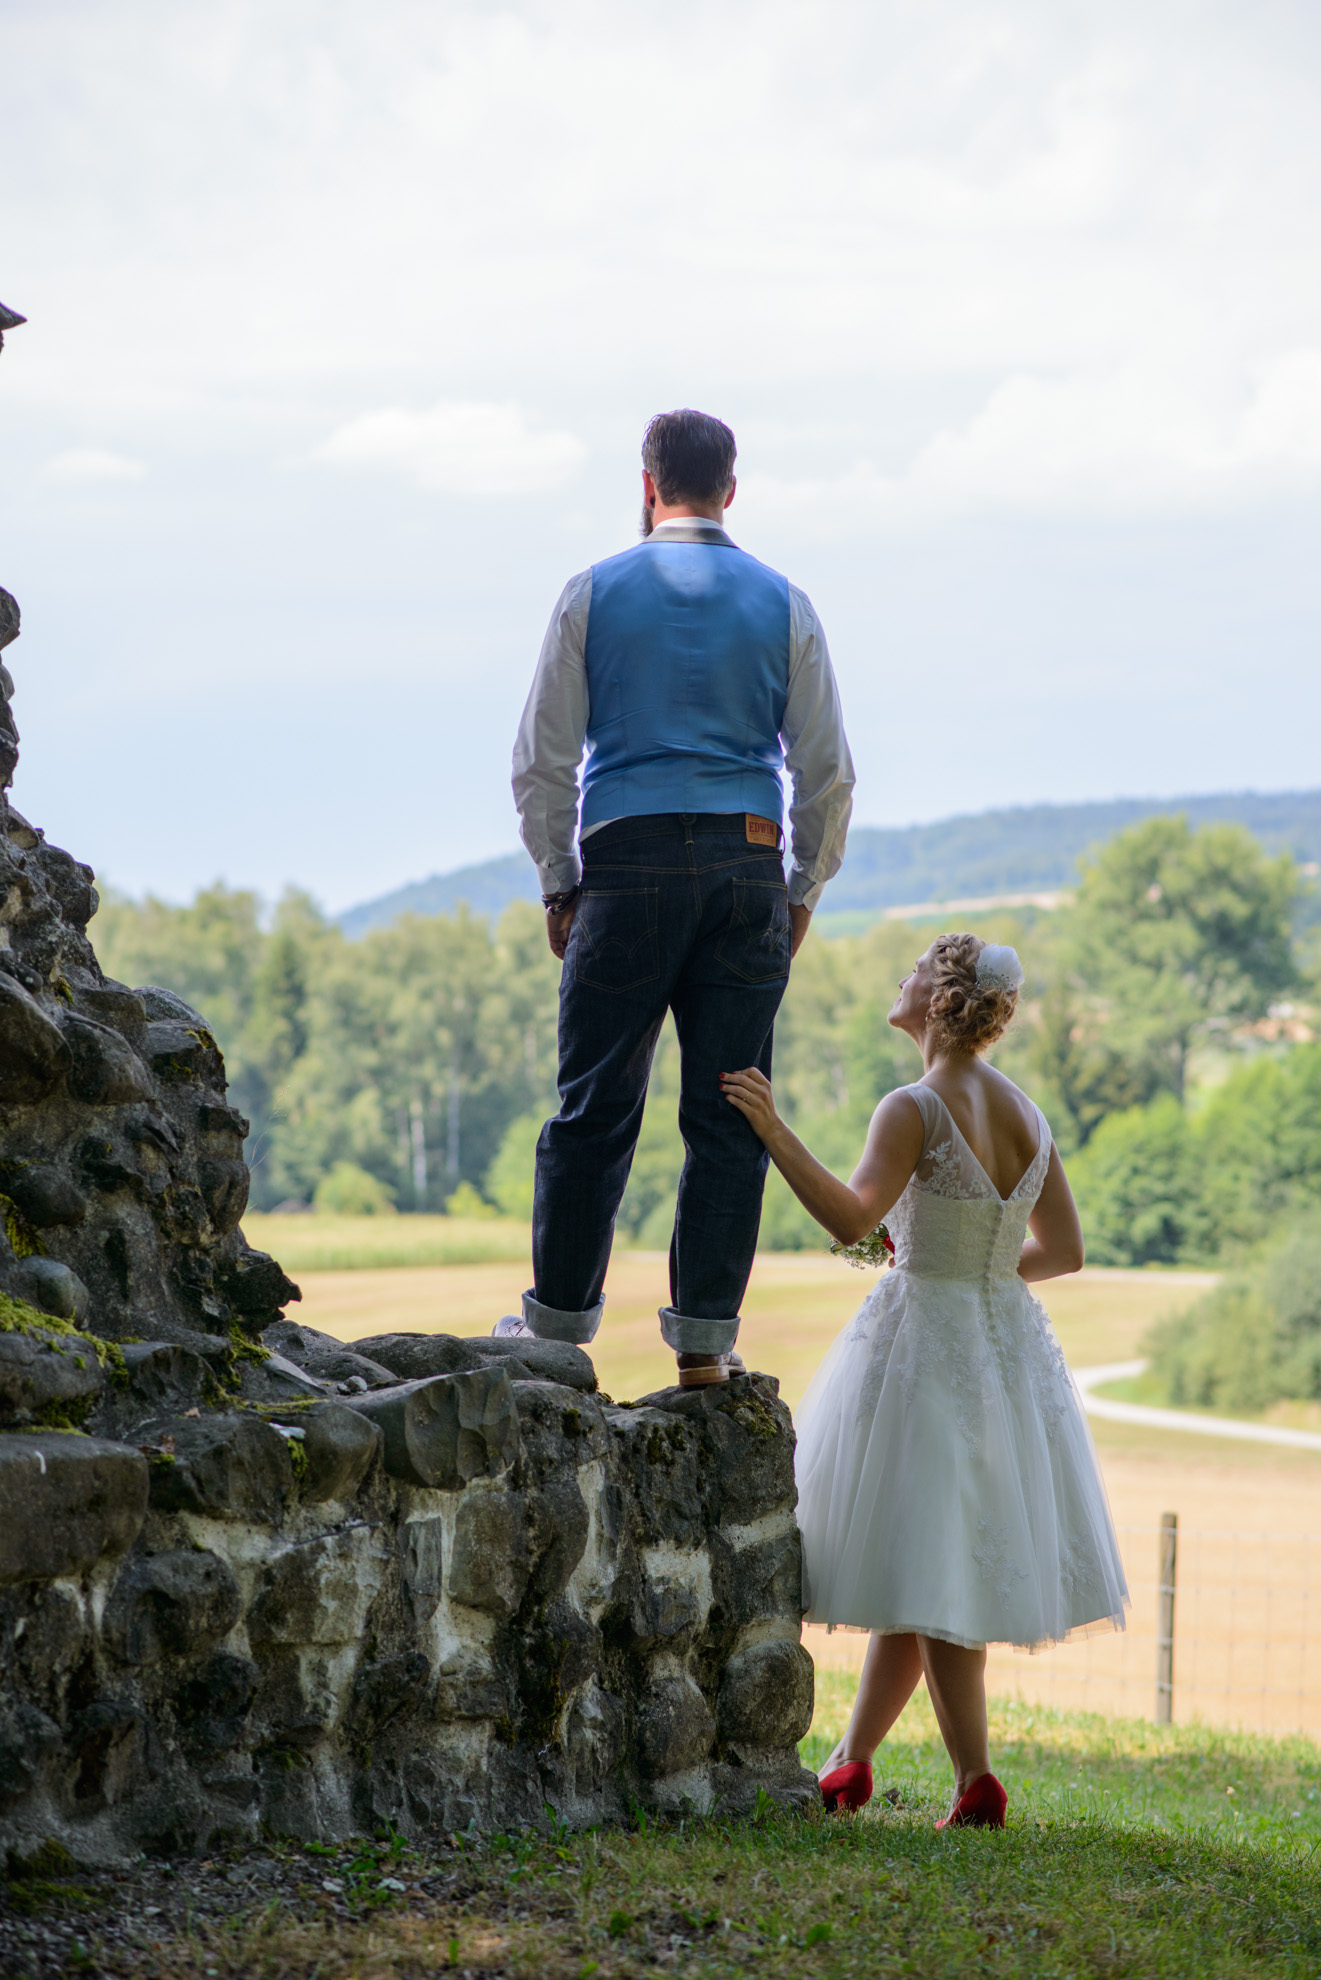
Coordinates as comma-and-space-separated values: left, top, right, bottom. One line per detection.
492, 1315, 536, 1339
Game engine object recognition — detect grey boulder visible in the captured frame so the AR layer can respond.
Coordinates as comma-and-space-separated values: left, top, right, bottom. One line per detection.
12, 1255, 92, 1324
260, 1320, 396, 1390
0, 1432, 148, 1582
0, 1323, 104, 1425
637, 1673, 716, 1778
0, 975, 71, 1105
716, 1639, 815, 1749
299, 1401, 381, 1502
104, 1548, 242, 1665
469, 1334, 597, 1393
0, 1698, 62, 1812
351, 1332, 489, 1381
0, 1162, 89, 1228
141, 1412, 294, 1519
118, 1341, 212, 1410
62, 1013, 154, 1106
344, 1365, 520, 1489
354, 1330, 597, 1394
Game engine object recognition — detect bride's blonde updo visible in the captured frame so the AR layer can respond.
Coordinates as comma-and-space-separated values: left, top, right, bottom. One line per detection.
926, 933, 1022, 1054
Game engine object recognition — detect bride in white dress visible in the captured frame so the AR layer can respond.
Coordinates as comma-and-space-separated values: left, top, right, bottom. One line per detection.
720, 933, 1127, 1828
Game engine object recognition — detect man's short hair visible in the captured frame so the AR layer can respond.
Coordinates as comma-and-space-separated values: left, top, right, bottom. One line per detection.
641, 409, 737, 505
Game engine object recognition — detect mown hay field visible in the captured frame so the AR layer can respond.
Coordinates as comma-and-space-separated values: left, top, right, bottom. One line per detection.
261, 1234, 1204, 1403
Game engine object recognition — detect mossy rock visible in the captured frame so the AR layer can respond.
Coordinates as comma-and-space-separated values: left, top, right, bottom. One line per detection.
0, 1291, 126, 1382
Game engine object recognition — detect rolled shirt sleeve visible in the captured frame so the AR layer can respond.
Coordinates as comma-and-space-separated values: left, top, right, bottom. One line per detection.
782, 585, 855, 910
511, 569, 594, 896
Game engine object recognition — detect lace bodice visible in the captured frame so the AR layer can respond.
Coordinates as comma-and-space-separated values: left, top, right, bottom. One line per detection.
886, 1084, 1051, 1284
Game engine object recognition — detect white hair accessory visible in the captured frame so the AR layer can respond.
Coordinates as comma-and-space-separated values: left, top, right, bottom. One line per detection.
975, 943, 1024, 993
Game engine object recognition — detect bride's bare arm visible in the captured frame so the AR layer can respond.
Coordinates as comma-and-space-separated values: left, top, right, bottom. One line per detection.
1019, 1145, 1085, 1282
719, 1070, 924, 1246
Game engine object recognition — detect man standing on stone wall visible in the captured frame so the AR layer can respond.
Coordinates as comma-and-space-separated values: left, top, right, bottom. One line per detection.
505, 410, 854, 1385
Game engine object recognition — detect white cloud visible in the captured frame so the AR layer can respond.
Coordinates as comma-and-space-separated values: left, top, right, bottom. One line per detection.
1240, 348, 1321, 465
8, 2, 1321, 521
741, 347, 1321, 525
311, 400, 587, 496
41, 448, 147, 484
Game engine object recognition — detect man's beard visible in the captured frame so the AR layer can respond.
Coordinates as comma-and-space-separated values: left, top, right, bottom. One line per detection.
639, 501, 654, 538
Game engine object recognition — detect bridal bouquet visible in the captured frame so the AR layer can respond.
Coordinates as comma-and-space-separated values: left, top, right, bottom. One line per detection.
830, 1223, 895, 1270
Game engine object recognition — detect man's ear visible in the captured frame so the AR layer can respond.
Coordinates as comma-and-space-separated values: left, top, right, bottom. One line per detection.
642, 468, 658, 509
723, 474, 737, 510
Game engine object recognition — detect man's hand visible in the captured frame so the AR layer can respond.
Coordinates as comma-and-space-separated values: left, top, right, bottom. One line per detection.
789, 903, 811, 958
546, 901, 578, 960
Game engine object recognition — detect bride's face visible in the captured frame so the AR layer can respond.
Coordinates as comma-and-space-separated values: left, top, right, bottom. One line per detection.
888, 948, 934, 1034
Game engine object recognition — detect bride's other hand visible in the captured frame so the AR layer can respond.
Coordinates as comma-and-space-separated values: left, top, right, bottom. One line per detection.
719, 1068, 781, 1143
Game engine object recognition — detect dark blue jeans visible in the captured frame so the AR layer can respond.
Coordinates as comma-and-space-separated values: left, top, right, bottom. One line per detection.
527, 814, 791, 1355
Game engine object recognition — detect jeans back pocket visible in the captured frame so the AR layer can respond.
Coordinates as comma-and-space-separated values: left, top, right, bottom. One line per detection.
572, 887, 661, 993
714, 876, 791, 984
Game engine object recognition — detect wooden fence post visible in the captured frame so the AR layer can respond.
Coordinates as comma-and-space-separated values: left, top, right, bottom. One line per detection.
1156, 1511, 1178, 1725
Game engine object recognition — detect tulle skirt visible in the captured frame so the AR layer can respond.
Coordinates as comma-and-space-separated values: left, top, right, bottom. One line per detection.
793, 1268, 1129, 1650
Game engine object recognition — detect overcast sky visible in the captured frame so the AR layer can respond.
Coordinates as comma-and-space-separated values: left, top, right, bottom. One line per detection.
2, 0, 1320, 912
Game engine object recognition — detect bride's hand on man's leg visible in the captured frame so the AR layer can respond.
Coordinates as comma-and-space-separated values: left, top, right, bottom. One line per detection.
719, 1067, 781, 1142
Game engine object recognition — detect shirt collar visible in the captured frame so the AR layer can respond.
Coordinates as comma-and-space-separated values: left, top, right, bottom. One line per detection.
649, 514, 732, 535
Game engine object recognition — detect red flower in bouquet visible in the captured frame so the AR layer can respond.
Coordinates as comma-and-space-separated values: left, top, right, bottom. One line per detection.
831, 1222, 895, 1270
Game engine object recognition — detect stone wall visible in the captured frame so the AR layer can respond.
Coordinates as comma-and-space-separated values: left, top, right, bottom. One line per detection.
0, 579, 814, 1865
1, 1333, 813, 1866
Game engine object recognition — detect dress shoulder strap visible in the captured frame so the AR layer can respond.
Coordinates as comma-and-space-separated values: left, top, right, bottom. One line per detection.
898, 1082, 945, 1158
1031, 1102, 1054, 1164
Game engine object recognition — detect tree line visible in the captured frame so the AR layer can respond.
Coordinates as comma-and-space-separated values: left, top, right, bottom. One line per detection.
93, 814, 1318, 1266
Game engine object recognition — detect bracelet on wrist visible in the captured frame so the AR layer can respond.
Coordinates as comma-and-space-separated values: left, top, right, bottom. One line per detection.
542, 885, 581, 914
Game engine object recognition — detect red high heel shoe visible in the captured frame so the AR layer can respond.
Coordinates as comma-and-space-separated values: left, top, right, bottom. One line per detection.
936, 1772, 1007, 1830
818, 1761, 873, 1813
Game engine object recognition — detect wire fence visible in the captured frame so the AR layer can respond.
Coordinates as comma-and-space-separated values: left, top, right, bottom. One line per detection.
808, 1520, 1321, 1735
984, 1520, 1321, 1734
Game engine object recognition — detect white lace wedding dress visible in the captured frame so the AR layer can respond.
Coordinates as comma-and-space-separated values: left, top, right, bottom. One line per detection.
794, 1084, 1128, 1649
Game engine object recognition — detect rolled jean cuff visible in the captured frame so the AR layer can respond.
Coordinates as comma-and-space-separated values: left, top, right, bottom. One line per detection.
658, 1306, 741, 1356
522, 1290, 604, 1345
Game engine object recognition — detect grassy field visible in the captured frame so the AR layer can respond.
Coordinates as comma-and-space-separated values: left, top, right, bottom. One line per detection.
805, 1671, 1321, 1846
43, 1691, 1321, 1977
242, 1212, 532, 1272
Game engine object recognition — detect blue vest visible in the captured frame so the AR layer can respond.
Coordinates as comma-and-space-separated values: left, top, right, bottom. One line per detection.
580, 536, 791, 832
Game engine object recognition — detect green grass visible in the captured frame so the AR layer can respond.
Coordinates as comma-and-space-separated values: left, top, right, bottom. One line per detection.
240, 1211, 533, 1272
86, 1688, 1321, 1978
809, 1670, 1321, 1849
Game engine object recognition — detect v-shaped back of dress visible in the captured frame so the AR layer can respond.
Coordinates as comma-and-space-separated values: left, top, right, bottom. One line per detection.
887, 1084, 1051, 1285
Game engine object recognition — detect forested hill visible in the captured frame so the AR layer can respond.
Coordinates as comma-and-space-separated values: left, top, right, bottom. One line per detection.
339, 852, 539, 935
338, 787, 1321, 936
820, 789, 1321, 913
